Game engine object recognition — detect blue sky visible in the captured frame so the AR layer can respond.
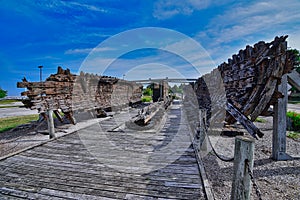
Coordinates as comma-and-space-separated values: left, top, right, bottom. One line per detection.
1, 0, 300, 96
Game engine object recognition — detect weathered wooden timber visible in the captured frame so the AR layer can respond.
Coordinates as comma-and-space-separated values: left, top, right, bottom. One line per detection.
218, 36, 296, 124
17, 67, 143, 124
194, 36, 297, 139
133, 97, 173, 126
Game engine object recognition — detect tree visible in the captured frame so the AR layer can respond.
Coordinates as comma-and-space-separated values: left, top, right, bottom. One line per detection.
288, 49, 300, 73
287, 49, 300, 93
0, 87, 7, 98
143, 87, 153, 96
170, 84, 183, 94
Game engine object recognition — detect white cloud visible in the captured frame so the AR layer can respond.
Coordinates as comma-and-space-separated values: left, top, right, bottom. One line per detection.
153, 0, 210, 19
152, 0, 235, 20
288, 30, 300, 50
77, 49, 206, 79
65, 47, 115, 55
204, 0, 300, 44
41, 0, 108, 13
196, 0, 300, 64
67, 2, 108, 13
124, 63, 187, 81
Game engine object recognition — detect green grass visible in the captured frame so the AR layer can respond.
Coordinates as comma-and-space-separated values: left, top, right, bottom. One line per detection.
287, 131, 300, 140
0, 114, 39, 133
287, 111, 300, 130
255, 117, 267, 123
0, 105, 23, 108
288, 100, 300, 104
142, 96, 152, 102
0, 99, 21, 105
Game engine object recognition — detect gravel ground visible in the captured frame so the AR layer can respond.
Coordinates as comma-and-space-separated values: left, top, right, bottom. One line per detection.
202, 116, 300, 200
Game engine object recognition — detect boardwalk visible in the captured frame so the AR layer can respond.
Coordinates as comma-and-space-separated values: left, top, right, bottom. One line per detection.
0, 101, 205, 199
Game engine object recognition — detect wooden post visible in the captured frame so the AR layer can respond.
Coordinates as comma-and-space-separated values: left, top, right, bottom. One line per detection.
272, 74, 292, 160
160, 81, 163, 101
47, 109, 56, 139
231, 136, 255, 200
199, 109, 207, 152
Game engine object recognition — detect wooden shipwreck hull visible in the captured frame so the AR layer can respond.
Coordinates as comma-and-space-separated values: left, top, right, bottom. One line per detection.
17, 36, 298, 137
17, 67, 143, 124
194, 35, 297, 138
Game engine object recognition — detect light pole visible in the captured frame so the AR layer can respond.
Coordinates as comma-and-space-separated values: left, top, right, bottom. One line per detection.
38, 66, 43, 83
123, 74, 125, 80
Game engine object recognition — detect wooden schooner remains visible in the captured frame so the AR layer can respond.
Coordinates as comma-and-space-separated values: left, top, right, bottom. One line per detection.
17, 67, 143, 124
194, 35, 298, 138
17, 36, 298, 139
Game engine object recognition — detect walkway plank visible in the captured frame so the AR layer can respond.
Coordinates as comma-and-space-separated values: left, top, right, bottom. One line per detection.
0, 102, 205, 199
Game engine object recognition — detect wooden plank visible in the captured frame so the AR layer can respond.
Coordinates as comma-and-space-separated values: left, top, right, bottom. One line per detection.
0, 187, 67, 200
287, 70, 300, 91
0, 102, 204, 199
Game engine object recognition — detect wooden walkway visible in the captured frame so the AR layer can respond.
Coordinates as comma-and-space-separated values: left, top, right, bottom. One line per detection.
0, 102, 205, 199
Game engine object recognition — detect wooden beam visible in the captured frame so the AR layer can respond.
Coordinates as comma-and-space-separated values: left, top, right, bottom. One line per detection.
272, 74, 292, 160
226, 102, 264, 139
287, 70, 300, 91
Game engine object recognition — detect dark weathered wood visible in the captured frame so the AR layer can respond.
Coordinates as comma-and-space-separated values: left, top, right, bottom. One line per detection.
198, 35, 298, 139
132, 102, 168, 125
216, 36, 296, 127
53, 110, 64, 123
226, 102, 263, 139
17, 67, 143, 123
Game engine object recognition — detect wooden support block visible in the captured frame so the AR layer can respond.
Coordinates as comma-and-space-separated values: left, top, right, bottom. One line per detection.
231, 136, 255, 200
47, 110, 56, 139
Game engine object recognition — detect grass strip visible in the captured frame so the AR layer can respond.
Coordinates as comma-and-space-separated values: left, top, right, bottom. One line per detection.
142, 96, 152, 102
287, 131, 300, 140
0, 105, 24, 108
254, 117, 267, 123
0, 99, 22, 105
0, 114, 39, 133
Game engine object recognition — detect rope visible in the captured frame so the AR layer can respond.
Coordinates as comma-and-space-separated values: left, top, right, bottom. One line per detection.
205, 130, 234, 162
195, 109, 234, 162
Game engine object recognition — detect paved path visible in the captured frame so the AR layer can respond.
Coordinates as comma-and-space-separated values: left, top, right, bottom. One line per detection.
287, 103, 300, 113
0, 102, 205, 199
0, 102, 38, 118
0, 107, 38, 118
